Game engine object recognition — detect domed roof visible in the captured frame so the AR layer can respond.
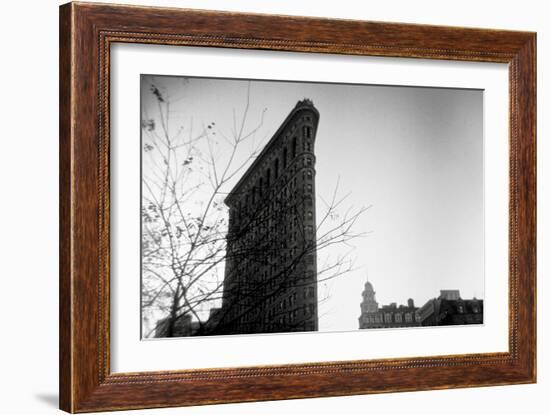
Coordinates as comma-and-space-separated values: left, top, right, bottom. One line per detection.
364, 281, 374, 291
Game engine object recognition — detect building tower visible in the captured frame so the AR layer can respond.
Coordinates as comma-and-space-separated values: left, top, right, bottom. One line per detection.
209, 99, 320, 335
359, 281, 379, 328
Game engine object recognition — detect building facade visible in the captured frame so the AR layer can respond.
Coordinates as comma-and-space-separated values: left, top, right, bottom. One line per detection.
417, 290, 484, 326
358, 281, 421, 329
207, 99, 320, 335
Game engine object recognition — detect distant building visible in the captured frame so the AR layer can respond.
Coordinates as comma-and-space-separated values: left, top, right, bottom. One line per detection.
154, 313, 200, 338
358, 281, 421, 329
207, 99, 320, 335
417, 290, 484, 326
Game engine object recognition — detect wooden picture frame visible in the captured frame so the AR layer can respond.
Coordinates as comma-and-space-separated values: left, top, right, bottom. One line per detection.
59, 2, 536, 412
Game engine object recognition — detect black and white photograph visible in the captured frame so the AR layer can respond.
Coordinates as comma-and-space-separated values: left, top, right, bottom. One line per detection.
140, 75, 485, 339
3, 0, 544, 414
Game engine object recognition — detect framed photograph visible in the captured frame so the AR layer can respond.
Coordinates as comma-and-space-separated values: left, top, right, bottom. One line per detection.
59, 2, 536, 412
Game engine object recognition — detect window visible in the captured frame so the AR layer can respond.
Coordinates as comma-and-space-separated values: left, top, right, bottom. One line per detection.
292, 137, 297, 158
306, 141, 312, 152
274, 158, 279, 179
307, 211, 313, 219
303, 126, 311, 138
283, 147, 288, 168
266, 168, 271, 188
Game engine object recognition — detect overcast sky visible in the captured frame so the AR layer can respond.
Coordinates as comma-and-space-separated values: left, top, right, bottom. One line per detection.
141, 75, 484, 332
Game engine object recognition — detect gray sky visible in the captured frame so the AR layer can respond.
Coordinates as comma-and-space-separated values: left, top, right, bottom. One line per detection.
141, 75, 484, 332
